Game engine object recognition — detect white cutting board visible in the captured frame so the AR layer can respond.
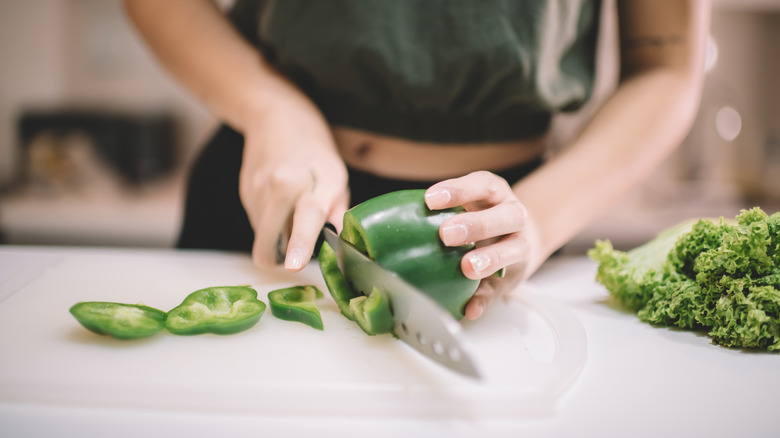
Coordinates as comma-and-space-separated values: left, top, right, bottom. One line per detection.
0, 247, 586, 418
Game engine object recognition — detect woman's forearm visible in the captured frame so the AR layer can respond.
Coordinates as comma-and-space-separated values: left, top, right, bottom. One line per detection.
123, 0, 292, 132
515, 70, 702, 266
514, 0, 710, 274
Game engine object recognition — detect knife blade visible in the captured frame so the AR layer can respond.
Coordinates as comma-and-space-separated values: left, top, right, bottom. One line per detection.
323, 227, 481, 379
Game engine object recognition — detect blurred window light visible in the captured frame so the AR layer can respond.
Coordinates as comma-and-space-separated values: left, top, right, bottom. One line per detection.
705, 34, 718, 73
715, 106, 742, 141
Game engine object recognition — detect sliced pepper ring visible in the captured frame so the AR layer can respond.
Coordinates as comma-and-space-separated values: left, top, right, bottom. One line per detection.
69, 301, 167, 340
318, 240, 359, 321
318, 240, 394, 336
348, 287, 394, 335
268, 285, 325, 330
165, 286, 266, 335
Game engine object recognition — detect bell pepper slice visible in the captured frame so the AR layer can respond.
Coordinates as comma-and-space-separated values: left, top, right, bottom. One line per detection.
317, 240, 359, 320
349, 287, 394, 336
69, 302, 167, 340
318, 241, 394, 335
165, 286, 266, 335
340, 189, 479, 320
268, 285, 325, 330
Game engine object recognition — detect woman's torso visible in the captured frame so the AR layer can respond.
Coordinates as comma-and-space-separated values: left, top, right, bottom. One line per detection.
230, 0, 601, 180
333, 127, 549, 180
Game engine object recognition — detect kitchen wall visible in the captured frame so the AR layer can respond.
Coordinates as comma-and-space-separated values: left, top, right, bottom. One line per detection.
0, 0, 779, 250
701, 5, 780, 201
0, 0, 213, 189
564, 0, 780, 252
0, 0, 219, 246
0, 0, 66, 187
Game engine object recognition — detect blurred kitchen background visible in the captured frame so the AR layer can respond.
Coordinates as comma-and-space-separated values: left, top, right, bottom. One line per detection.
0, 0, 778, 254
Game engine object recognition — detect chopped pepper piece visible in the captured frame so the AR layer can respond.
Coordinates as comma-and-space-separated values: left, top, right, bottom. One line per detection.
340, 189, 479, 320
165, 286, 266, 335
349, 288, 394, 336
268, 285, 325, 330
318, 240, 360, 320
69, 302, 167, 340
318, 241, 394, 335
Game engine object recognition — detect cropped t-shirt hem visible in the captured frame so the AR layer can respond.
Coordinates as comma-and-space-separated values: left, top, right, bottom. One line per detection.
322, 102, 552, 143
229, 0, 600, 144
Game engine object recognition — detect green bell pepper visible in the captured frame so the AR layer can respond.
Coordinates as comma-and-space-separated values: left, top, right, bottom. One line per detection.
348, 287, 394, 335
318, 241, 394, 335
317, 240, 360, 320
340, 189, 479, 320
69, 302, 167, 340
165, 286, 266, 335
268, 285, 325, 330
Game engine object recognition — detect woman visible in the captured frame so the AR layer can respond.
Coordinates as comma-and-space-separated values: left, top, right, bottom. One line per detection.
125, 0, 710, 320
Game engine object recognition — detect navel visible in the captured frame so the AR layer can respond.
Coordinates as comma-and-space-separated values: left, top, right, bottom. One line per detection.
355, 142, 373, 159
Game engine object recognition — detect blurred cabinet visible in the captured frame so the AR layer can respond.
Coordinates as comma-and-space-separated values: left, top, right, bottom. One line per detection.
17, 109, 177, 187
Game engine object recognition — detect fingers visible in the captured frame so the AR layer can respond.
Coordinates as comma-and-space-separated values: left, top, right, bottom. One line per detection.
243, 158, 348, 271
461, 233, 527, 280
439, 201, 527, 247
427, 170, 528, 246
327, 189, 350, 232
247, 166, 308, 267
464, 258, 529, 320
284, 182, 348, 271
284, 197, 324, 271
425, 171, 511, 211
464, 280, 495, 320
425, 171, 531, 283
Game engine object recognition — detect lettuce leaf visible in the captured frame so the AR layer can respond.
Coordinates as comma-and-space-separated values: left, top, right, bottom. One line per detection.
588, 207, 780, 351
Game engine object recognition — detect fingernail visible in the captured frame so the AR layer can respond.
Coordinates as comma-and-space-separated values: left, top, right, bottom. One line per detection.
425, 188, 451, 208
466, 297, 485, 320
468, 253, 491, 274
285, 247, 305, 270
441, 224, 467, 245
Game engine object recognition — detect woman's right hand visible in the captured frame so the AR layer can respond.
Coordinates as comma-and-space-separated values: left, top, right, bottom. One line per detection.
124, 0, 348, 270
239, 82, 349, 271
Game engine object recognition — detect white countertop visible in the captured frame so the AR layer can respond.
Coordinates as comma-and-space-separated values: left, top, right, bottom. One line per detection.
0, 245, 777, 438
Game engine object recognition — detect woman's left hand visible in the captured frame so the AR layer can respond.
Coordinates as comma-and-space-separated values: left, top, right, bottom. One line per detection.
425, 171, 542, 320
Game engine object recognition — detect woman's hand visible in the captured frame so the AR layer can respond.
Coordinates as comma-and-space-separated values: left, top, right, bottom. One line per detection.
239, 86, 349, 271
124, 0, 349, 270
425, 171, 543, 320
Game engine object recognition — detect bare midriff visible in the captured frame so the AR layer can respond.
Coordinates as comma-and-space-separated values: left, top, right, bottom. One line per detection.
332, 127, 549, 182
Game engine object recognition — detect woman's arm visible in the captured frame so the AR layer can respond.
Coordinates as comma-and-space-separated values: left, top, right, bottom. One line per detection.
427, 0, 710, 318
124, 0, 349, 270
515, 0, 710, 274
124, 0, 282, 130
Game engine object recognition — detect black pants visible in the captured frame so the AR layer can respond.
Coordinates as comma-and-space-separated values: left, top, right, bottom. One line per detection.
177, 125, 543, 253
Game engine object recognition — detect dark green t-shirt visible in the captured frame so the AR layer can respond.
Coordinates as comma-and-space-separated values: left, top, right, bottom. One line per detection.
229, 0, 601, 143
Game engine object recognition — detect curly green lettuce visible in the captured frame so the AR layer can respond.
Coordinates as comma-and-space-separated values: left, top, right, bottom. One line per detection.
588, 207, 780, 351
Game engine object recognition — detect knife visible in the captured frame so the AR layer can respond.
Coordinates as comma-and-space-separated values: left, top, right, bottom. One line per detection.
322, 227, 481, 380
